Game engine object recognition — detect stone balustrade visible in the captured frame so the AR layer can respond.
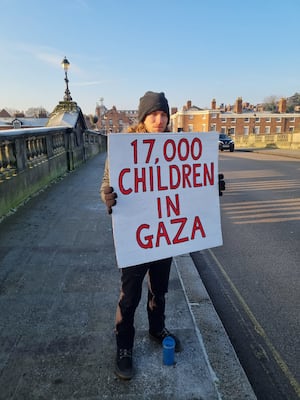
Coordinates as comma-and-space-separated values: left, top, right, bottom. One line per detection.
233, 132, 300, 149
0, 126, 106, 218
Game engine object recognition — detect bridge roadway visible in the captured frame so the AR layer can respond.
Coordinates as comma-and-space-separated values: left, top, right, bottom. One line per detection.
1, 150, 266, 400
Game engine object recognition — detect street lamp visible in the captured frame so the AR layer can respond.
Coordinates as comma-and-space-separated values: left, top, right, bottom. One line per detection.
61, 56, 72, 101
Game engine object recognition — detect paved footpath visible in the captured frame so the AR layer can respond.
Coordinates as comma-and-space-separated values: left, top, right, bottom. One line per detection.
0, 152, 256, 399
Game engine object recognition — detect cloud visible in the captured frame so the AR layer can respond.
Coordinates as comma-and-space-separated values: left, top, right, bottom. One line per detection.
36, 52, 62, 68
6, 41, 60, 67
1, 40, 83, 73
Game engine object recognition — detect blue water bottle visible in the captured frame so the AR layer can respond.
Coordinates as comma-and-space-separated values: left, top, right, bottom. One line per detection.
162, 336, 175, 365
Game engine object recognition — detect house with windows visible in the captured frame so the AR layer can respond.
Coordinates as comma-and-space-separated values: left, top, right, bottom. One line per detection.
170, 97, 300, 136
95, 99, 137, 134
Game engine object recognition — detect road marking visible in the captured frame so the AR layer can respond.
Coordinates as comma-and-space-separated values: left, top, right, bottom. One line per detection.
222, 198, 300, 224
222, 169, 284, 179
232, 215, 300, 224
226, 180, 300, 195
220, 152, 299, 162
226, 205, 300, 214
224, 198, 300, 208
208, 248, 300, 398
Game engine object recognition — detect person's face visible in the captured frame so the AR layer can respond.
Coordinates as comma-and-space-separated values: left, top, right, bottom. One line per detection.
143, 110, 168, 132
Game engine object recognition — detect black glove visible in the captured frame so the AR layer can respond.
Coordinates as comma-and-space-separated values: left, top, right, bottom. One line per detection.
103, 186, 117, 214
218, 173, 225, 196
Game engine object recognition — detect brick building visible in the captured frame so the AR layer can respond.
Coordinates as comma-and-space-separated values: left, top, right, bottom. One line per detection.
95, 100, 137, 134
170, 97, 300, 135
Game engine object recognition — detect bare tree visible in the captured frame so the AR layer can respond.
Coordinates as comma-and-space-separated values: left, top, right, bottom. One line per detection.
263, 95, 279, 112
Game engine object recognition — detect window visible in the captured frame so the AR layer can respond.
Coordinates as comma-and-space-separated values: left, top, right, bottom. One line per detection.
265, 117, 271, 122
275, 126, 281, 133
289, 126, 294, 132
276, 117, 281, 122
221, 127, 226, 133
255, 117, 260, 122
290, 117, 295, 122
188, 124, 193, 132
211, 113, 217, 119
119, 119, 123, 125
210, 124, 216, 131
221, 117, 226, 122
231, 118, 236, 122
243, 127, 249, 135
189, 115, 194, 120
265, 126, 270, 134
254, 127, 260, 134
244, 117, 249, 122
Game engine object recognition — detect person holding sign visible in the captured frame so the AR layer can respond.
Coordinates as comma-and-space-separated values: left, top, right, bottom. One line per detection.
100, 91, 225, 380
100, 91, 182, 380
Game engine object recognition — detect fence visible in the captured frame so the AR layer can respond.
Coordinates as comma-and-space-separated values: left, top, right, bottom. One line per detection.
0, 126, 107, 218
233, 132, 300, 149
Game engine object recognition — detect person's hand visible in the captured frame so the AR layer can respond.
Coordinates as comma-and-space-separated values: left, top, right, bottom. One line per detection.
103, 186, 117, 214
218, 173, 225, 196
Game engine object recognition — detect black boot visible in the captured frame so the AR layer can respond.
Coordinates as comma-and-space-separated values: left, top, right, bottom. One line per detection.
115, 348, 133, 380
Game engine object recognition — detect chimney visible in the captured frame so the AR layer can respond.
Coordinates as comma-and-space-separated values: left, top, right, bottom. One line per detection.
211, 98, 216, 110
186, 100, 192, 109
234, 97, 243, 114
278, 98, 287, 113
171, 107, 178, 115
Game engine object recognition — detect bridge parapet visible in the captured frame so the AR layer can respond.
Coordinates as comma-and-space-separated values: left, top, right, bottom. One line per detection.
0, 126, 106, 219
233, 132, 300, 149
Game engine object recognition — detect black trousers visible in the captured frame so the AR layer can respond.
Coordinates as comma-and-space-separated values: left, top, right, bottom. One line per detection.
115, 257, 172, 349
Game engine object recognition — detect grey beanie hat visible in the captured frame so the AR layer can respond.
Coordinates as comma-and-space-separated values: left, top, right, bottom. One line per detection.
138, 91, 170, 124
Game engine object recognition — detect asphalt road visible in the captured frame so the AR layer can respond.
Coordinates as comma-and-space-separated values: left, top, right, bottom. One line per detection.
192, 150, 300, 400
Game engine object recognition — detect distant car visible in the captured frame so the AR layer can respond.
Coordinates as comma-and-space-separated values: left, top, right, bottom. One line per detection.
219, 133, 234, 152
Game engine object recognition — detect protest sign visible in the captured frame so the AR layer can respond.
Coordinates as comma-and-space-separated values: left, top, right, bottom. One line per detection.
108, 131, 223, 268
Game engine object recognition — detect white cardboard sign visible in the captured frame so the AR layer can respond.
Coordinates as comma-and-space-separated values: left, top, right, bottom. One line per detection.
108, 132, 223, 268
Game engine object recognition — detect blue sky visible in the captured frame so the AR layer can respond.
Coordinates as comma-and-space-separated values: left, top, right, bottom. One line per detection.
1, 0, 299, 115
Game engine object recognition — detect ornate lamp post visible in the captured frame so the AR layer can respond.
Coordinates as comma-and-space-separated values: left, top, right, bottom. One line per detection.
61, 56, 72, 101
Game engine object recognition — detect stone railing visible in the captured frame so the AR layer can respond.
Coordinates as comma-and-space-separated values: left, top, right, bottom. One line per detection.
0, 126, 107, 218
233, 132, 300, 149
